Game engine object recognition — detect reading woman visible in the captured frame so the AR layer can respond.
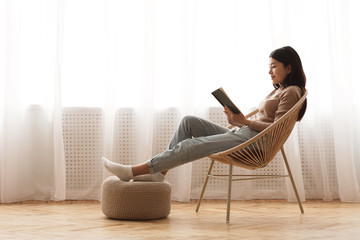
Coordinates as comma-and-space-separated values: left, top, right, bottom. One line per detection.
102, 46, 307, 182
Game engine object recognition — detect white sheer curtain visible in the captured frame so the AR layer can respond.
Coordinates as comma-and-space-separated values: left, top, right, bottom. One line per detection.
0, 0, 65, 202
1, 0, 359, 203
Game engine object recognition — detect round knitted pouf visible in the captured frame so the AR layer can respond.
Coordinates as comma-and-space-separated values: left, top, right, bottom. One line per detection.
101, 176, 171, 220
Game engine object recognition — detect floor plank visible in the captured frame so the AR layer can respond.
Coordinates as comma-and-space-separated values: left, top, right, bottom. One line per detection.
1, 200, 360, 239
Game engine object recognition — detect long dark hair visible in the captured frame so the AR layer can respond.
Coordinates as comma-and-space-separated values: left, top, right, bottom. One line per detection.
269, 46, 307, 121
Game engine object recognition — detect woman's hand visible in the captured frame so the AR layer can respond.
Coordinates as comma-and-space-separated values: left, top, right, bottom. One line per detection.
223, 106, 251, 127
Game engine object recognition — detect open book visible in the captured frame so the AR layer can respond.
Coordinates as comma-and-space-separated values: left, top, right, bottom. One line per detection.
211, 87, 241, 114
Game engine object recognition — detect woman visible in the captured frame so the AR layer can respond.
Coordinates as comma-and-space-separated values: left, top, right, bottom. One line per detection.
102, 46, 307, 182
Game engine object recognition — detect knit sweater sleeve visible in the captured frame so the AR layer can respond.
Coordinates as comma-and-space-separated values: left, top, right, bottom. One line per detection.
249, 86, 302, 132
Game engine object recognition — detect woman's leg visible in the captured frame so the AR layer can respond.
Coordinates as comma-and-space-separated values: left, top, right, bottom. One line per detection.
102, 116, 258, 181
147, 127, 258, 174
102, 116, 230, 181
167, 115, 230, 149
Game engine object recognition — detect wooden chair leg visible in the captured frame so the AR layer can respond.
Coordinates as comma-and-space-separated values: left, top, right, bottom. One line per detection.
226, 162, 233, 223
196, 160, 215, 213
281, 147, 304, 214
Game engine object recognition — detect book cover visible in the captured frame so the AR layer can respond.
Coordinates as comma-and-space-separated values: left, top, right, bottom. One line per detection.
211, 87, 241, 114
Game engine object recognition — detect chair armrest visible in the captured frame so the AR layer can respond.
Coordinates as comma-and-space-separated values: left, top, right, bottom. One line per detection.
245, 109, 259, 119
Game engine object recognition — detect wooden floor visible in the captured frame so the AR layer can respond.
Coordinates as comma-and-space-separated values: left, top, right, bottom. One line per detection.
1, 199, 360, 239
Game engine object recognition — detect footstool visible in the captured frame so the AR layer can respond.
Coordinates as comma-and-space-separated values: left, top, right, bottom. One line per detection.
101, 176, 171, 220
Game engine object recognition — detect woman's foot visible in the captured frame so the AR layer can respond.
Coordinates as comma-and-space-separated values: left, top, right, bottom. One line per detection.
132, 172, 165, 182
102, 157, 133, 182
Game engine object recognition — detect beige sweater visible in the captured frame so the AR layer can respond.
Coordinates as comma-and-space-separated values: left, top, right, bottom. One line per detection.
249, 85, 302, 132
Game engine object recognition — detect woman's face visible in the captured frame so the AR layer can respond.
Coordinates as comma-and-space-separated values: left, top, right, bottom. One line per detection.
269, 58, 291, 85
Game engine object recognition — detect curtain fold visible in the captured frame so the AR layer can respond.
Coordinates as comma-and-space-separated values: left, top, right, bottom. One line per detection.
0, 0, 65, 203
1, 0, 359, 203
327, 0, 360, 202
53, 0, 66, 200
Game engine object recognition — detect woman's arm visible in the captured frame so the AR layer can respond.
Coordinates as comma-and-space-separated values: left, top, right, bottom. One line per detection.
249, 86, 302, 131
224, 86, 302, 132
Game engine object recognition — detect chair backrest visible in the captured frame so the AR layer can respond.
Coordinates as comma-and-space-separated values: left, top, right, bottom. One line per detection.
209, 90, 308, 170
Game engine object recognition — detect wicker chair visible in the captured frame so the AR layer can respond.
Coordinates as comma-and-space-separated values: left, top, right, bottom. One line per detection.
195, 90, 308, 223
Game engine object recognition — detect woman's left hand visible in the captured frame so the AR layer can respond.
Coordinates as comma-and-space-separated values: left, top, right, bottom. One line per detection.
223, 106, 250, 127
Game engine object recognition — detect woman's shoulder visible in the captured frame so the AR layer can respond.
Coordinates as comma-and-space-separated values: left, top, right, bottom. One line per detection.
282, 85, 302, 97
279, 85, 303, 102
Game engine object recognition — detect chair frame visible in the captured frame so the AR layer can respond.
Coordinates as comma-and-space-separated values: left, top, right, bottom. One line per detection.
195, 90, 307, 223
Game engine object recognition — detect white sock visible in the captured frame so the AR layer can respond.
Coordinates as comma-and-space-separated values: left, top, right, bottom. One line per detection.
132, 172, 165, 182
102, 157, 133, 182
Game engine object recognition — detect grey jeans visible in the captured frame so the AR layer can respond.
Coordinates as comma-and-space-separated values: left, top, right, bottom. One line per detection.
147, 115, 259, 174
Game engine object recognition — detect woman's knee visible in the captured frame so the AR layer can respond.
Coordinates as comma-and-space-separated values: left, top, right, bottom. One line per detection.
181, 115, 197, 127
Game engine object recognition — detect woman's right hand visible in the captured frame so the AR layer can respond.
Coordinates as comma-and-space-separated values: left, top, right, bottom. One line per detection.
223, 106, 250, 127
